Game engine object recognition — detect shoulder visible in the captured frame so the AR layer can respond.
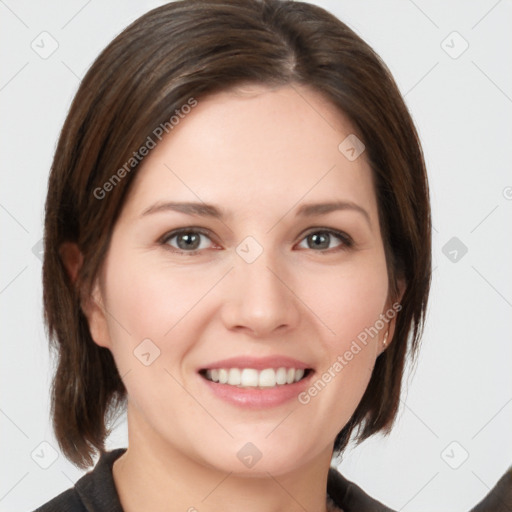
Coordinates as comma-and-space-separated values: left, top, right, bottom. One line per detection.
32, 448, 127, 512
34, 488, 85, 512
471, 465, 512, 512
328, 465, 512, 512
327, 467, 396, 512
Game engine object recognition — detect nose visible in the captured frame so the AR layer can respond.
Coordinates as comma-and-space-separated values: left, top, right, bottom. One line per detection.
220, 250, 301, 338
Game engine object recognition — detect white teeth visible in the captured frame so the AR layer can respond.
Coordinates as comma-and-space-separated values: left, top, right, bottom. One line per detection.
241, 368, 259, 387
204, 367, 308, 388
258, 368, 276, 387
218, 368, 228, 384
227, 368, 241, 386
276, 367, 287, 385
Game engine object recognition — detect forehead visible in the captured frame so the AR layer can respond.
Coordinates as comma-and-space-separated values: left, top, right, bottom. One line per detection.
122, 84, 377, 223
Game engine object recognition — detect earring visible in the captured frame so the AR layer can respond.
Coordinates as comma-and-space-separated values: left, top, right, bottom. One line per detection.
383, 330, 389, 347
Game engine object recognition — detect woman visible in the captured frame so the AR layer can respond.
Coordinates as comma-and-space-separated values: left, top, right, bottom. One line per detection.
35, 0, 509, 510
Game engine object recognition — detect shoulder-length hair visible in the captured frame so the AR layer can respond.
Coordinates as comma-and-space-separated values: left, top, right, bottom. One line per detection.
43, 0, 431, 468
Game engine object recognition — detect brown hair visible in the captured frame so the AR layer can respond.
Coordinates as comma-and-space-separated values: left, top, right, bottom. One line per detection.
43, 0, 431, 468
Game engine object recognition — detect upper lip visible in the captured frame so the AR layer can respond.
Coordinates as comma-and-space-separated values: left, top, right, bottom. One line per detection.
199, 356, 312, 371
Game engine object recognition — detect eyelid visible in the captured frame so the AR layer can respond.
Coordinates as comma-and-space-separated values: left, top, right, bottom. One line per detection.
159, 226, 354, 254
159, 227, 219, 253
295, 227, 354, 250
160, 226, 213, 243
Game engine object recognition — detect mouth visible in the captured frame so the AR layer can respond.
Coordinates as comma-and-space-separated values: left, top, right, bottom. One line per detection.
197, 356, 315, 408
199, 367, 312, 389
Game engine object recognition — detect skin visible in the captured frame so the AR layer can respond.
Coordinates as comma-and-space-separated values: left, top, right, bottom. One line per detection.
64, 84, 398, 512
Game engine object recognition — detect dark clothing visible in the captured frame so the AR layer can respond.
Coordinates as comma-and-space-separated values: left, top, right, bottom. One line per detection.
34, 448, 512, 511
34, 450, 125, 512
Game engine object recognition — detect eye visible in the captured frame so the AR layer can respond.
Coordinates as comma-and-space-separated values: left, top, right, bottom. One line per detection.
160, 227, 352, 254
297, 229, 352, 251
161, 228, 216, 253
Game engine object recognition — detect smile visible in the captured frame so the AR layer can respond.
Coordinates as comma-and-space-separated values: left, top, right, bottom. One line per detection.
202, 367, 309, 388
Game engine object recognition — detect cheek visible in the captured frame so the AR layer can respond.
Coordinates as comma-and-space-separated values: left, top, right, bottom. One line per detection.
106, 257, 183, 332
98, 257, 212, 414
296, 258, 388, 414
303, 258, 389, 347
100, 255, 223, 366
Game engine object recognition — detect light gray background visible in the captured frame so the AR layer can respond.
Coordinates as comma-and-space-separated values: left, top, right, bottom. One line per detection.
1, 1, 511, 511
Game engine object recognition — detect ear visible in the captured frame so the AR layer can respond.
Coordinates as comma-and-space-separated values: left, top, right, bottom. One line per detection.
82, 279, 113, 349
378, 278, 406, 355
59, 242, 83, 284
59, 242, 112, 349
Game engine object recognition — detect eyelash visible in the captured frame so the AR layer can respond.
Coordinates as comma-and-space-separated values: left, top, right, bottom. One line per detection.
159, 227, 354, 256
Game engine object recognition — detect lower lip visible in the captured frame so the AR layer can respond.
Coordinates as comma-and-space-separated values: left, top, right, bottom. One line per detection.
200, 372, 313, 409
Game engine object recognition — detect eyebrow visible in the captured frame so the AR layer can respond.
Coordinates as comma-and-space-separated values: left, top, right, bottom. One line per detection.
140, 200, 371, 225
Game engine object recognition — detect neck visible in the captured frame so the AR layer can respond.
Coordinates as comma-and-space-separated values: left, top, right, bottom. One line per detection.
113, 405, 334, 512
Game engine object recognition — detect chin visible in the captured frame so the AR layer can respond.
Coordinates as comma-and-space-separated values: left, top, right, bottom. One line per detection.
194, 431, 324, 478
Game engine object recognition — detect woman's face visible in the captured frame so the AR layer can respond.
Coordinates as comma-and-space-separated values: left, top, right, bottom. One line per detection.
88, 84, 392, 475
